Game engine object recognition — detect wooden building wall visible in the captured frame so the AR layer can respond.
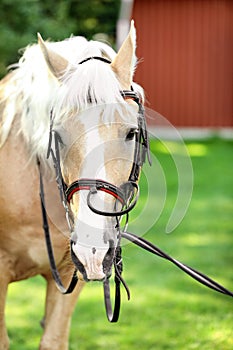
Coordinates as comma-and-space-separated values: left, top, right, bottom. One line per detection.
132, 0, 233, 127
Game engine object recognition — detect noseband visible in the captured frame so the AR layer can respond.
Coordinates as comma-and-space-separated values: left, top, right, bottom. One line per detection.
38, 56, 233, 324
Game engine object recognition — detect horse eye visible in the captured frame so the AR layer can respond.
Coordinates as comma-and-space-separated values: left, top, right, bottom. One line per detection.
125, 128, 138, 141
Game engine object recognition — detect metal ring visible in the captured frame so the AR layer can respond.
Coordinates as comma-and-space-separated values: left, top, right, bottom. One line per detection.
86, 182, 139, 217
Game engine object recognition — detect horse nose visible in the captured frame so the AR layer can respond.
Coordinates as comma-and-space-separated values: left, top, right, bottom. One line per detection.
71, 240, 113, 281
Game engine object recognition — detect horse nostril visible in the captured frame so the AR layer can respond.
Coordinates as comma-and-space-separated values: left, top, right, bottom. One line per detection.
102, 239, 115, 276
92, 247, 96, 254
71, 231, 78, 244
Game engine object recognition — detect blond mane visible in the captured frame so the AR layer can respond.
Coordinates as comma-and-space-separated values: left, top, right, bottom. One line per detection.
0, 35, 142, 160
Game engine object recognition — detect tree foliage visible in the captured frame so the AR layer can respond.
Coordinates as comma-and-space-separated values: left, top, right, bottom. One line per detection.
0, 0, 120, 78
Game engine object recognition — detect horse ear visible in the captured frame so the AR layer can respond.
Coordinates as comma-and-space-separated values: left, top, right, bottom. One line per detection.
37, 33, 69, 79
111, 20, 137, 89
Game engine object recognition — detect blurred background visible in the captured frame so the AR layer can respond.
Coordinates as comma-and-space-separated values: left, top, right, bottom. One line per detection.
2, 1, 232, 349
0, 0, 232, 133
0, 0, 121, 78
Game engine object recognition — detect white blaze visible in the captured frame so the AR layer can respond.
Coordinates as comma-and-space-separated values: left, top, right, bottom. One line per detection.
72, 119, 110, 281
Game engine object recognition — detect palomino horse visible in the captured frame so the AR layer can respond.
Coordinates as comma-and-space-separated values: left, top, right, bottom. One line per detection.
1, 20, 232, 350
0, 22, 144, 349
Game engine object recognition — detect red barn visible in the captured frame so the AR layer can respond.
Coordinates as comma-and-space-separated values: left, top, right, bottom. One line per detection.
117, 0, 233, 130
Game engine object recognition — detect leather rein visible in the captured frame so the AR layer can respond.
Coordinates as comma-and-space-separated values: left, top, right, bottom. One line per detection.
38, 57, 233, 324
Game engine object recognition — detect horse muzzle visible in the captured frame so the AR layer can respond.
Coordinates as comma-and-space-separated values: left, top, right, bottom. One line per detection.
70, 238, 115, 282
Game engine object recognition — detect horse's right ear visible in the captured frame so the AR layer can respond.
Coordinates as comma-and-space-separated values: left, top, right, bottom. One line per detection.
38, 33, 69, 79
111, 20, 137, 90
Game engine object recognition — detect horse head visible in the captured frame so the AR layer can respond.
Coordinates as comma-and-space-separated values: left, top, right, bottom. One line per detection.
38, 22, 147, 282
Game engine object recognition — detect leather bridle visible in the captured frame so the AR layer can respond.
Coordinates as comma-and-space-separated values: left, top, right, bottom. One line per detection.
38, 56, 232, 324
38, 77, 151, 322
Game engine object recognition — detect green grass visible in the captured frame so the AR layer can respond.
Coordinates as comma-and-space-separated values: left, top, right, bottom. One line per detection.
6, 138, 233, 349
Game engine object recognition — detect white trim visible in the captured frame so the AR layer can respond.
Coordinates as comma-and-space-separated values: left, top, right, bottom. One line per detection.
148, 127, 233, 140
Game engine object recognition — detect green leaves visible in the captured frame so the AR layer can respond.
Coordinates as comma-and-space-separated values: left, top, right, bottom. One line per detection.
0, 0, 120, 78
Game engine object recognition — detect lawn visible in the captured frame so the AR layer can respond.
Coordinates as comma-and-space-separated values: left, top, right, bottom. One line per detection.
6, 138, 233, 350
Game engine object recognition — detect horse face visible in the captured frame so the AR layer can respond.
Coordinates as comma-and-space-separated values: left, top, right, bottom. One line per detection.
60, 103, 138, 281
39, 21, 139, 281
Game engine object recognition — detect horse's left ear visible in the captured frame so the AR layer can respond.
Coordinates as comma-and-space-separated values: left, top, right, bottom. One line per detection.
38, 33, 69, 79
111, 20, 137, 89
